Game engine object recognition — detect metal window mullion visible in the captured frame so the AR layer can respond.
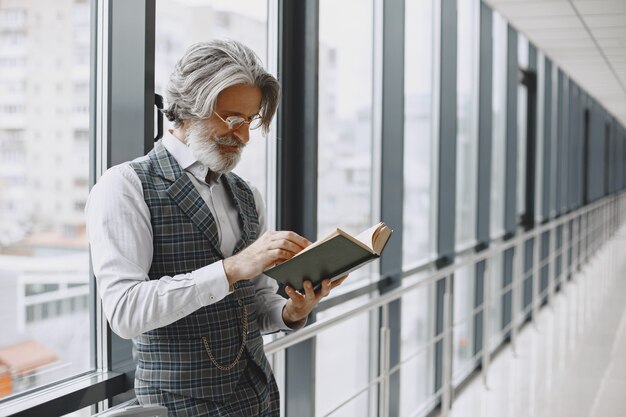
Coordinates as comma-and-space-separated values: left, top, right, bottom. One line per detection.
548, 62, 559, 219
108, 0, 155, 166
476, 2, 493, 245
91, 0, 105, 379
522, 36, 539, 321
435, 0, 457, 405
567, 79, 575, 211
277, 2, 319, 416
593, 103, 602, 201
555, 70, 563, 216
473, 0, 492, 363
378, 0, 405, 415
502, 23, 519, 346
103, 0, 156, 389
559, 71, 565, 212
542, 59, 552, 219
503, 25, 518, 236
613, 119, 620, 192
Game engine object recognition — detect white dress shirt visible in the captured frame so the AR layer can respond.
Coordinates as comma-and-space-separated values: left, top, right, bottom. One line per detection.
86, 131, 293, 339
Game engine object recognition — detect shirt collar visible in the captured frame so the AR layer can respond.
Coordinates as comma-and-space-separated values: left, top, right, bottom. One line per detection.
162, 130, 222, 185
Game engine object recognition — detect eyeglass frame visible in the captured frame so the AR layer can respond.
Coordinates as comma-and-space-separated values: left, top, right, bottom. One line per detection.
213, 111, 262, 131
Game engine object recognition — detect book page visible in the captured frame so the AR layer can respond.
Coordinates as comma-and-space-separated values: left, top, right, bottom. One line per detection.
372, 224, 392, 254
291, 229, 339, 258
288, 222, 388, 260
354, 222, 384, 251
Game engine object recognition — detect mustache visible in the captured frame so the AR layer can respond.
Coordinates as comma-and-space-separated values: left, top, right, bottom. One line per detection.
213, 135, 245, 148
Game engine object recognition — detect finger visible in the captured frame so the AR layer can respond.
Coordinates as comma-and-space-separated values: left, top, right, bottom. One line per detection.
330, 275, 349, 289
268, 239, 306, 255
284, 285, 305, 302
303, 280, 316, 301
275, 231, 312, 250
268, 248, 296, 262
317, 279, 331, 298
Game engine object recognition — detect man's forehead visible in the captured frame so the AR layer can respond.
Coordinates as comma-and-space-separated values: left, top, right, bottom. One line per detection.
215, 84, 262, 114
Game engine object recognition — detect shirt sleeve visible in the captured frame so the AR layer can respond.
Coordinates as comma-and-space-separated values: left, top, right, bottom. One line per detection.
246, 182, 307, 333
86, 164, 231, 339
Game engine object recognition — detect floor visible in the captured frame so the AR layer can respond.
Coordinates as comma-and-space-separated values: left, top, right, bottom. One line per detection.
441, 227, 626, 417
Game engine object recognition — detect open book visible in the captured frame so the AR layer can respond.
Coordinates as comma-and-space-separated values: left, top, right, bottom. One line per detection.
264, 222, 393, 292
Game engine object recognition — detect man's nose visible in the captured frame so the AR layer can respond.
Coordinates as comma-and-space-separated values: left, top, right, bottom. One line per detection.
232, 125, 250, 144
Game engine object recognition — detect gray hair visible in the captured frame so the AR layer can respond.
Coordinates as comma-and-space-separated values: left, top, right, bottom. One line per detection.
164, 39, 280, 135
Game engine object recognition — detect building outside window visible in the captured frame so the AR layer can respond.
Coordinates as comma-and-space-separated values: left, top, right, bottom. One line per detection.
155, 0, 272, 204
316, 0, 375, 415
491, 11, 507, 239
517, 34, 529, 220
403, 0, 436, 267
0, 0, 92, 405
453, 0, 479, 385
400, 0, 437, 413
455, 0, 480, 250
488, 11, 509, 352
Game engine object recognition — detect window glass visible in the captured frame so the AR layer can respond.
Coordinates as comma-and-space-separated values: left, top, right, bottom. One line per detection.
403, 0, 435, 267
0, 0, 92, 399
325, 390, 370, 417
155, 0, 271, 205
400, 277, 435, 416
315, 297, 372, 417
489, 253, 504, 349
535, 53, 545, 224
490, 12, 507, 238
517, 34, 529, 219
317, 3, 376, 413
453, 265, 475, 384
455, 0, 480, 249
549, 64, 558, 217
318, 0, 374, 288
559, 74, 568, 212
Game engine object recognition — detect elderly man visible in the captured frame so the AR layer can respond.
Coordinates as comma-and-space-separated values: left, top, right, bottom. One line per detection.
86, 40, 343, 416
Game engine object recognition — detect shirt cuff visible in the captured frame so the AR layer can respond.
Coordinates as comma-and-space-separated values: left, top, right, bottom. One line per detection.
192, 260, 231, 306
272, 299, 307, 332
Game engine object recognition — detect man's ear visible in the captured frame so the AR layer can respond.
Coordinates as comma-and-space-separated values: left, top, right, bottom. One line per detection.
171, 119, 190, 144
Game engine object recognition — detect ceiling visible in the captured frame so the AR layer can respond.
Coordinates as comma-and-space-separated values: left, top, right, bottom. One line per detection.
483, 0, 626, 127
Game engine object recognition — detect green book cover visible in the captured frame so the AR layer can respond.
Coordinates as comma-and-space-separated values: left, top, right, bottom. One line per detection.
263, 223, 392, 292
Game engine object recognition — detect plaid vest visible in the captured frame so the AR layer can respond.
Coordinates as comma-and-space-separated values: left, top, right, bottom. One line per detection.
129, 140, 272, 402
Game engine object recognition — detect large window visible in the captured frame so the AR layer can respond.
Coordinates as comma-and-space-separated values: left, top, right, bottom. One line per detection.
455, 0, 480, 249
154, 0, 273, 205
535, 52, 545, 223
317, 0, 374, 286
452, 265, 475, 383
315, 298, 372, 417
489, 254, 504, 349
490, 12, 507, 238
453, 0, 479, 389
403, 0, 436, 267
488, 14, 508, 348
316, 1, 375, 415
400, 278, 436, 415
549, 63, 558, 217
517, 34, 529, 220
0, 0, 92, 401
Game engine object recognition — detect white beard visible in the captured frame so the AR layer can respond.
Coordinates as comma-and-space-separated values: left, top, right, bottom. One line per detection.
185, 121, 245, 174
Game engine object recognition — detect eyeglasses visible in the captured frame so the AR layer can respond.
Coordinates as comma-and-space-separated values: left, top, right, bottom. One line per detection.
214, 111, 262, 131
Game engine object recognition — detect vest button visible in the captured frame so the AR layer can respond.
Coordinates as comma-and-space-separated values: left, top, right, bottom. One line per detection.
238, 299, 243, 306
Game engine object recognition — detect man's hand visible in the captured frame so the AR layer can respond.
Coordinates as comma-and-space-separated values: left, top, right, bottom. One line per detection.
223, 231, 311, 285
282, 276, 348, 327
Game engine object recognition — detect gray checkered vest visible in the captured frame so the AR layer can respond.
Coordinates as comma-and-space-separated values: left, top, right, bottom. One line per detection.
129, 140, 272, 402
